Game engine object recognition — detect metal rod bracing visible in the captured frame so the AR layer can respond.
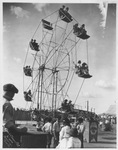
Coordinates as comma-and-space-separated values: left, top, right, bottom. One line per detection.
74, 79, 85, 104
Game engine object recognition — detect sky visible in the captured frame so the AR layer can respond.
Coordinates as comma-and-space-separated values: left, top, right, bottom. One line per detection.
1, 0, 117, 114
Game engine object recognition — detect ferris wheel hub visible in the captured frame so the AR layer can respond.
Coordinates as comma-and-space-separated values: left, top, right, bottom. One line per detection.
52, 68, 59, 73
39, 64, 45, 71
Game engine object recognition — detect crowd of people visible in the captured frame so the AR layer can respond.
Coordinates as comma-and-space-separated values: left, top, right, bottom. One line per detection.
40, 116, 85, 148
3, 83, 115, 148
2, 83, 87, 148
98, 114, 116, 131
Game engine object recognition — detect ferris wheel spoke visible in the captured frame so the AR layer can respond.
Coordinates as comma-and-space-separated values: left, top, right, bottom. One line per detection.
23, 6, 91, 111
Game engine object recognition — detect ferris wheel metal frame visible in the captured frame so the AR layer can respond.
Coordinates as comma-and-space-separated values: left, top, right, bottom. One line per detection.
23, 9, 75, 111
23, 6, 92, 113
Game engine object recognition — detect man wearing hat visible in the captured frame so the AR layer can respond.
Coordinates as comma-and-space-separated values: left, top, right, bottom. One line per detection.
3, 83, 27, 144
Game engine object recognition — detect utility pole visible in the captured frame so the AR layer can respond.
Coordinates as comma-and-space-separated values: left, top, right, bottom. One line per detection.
94, 108, 95, 113
87, 100, 89, 112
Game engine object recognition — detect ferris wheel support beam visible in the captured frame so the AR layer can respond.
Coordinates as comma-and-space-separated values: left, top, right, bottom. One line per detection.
52, 68, 59, 117
55, 71, 58, 110
37, 64, 45, 110
37, 69, 41, 110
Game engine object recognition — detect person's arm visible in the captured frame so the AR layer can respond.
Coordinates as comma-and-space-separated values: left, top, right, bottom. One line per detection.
77, 125, 81, 133
42, 124, 45, 132
53, 123, 56, 138
59, 127, 64, 141
49, 123, 53, 134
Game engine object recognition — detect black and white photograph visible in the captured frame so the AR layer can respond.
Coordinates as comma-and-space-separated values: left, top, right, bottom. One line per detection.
2, 0, 117, 148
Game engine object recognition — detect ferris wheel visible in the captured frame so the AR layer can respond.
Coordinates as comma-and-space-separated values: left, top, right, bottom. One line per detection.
23, 5, 92, 111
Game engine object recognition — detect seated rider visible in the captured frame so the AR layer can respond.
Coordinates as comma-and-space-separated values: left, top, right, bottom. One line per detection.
61, 99, 68, 110
75, 60, 82, 75
73, 23, 79, 33
77, 60, 81, 69
61, 5, 65, 11
30, 39, 39, 51
73, 23, 82, 36
33, 40, 39, 51
24, 66, 32, 76
79, 24, 87, 35
65, 7, 69, 15
59, 5, 65, 17
67, 100, 74, 112
24, 90, 32, 101
81, 62, 89, 75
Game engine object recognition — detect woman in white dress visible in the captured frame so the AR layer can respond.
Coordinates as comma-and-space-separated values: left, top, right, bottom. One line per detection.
67, 128, 81, 148
56, 117, 71, 148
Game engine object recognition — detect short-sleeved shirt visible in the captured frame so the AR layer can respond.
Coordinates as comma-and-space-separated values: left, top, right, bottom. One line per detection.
67, 137, 81, 148
42, 122, 52, 133
53, 121, 60, 132
77, 123, 85, 134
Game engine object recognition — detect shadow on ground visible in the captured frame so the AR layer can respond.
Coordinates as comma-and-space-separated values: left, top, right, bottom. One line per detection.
97, 141, 116, 144
102, 137, 116, 140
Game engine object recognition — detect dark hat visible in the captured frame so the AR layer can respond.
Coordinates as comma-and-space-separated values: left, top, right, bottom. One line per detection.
82, 24, 85, 27
63, 117, 70, 125
78, 117, 83, 123
64, 99, 68, 101
69, 128, 78, 137
3, 84, 18, 93
78, 60, 81, 64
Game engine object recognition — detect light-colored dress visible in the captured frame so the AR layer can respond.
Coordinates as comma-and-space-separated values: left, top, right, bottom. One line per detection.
56, 125, 71, 148
67, 137, 81, 148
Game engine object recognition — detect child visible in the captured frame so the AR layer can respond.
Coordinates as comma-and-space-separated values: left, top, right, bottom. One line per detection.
67, 128, 81, 148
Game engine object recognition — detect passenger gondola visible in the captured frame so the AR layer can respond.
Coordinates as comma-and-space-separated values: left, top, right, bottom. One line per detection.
42, 19, 53, 30
59, 6, 73, 23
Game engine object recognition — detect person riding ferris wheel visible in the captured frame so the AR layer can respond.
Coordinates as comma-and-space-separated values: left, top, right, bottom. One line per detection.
23, 5, 92, 115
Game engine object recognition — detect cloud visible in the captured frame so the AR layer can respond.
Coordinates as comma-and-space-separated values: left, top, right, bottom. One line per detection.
3, 22, 10, 32
10, 6, 29, 18
80, 92, 100, 98
13, 57, 22, 63
95, 79, 116, 90
98, 2, 108, 29
3, 23, 7, 32
32, 3, 49, 12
